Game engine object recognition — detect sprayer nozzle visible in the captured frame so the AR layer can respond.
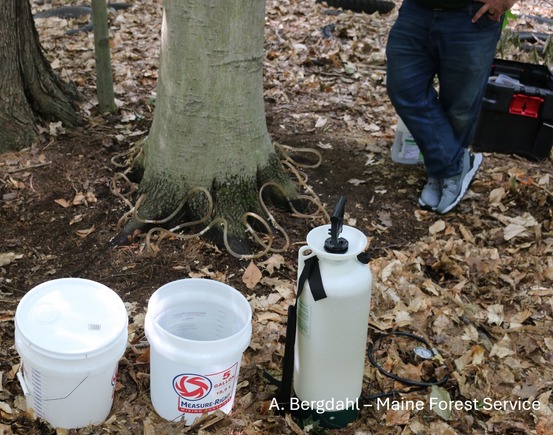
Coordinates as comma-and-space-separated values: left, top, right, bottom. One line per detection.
324, 195, 349, 253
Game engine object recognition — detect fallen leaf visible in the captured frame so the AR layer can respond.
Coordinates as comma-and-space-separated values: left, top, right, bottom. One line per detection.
385, 408, 411, 426
429, 385, 451, 420
69, 214, 83, 225
513, 381, 543, 399
343, 62, 356, 75
55, 198, 71, 208
317, 141, 332, 149
285, 412, 304, 435
86, 192, 98, 203
261, 254, 285, 275
489, 187, 506, 204
380, 259, 401, 283
75, 225, 96, 238
314, 116, 327, 128
503, 224, 527, 241
348, 178, 366, 186
509, 308, 533, 326
261, 277, 294, 300
378, 211, 393, 227
486, 304, 504, 326
72, 192, 87, 205
0, 253, 17, 267
429, 220, 446, 235
243, 261, 262, 289
458, 224, 475, 244
48, 121, 65, 136
143, 418, 156, 435
256, 312, 281, 323
0, 312, 14, 322
136, 348, 150, 364
490, 335, 515, 359
394, 309, 412, 327
0, 401, 12, 414
454, 345, 486, 371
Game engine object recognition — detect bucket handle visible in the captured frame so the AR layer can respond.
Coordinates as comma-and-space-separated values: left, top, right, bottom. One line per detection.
16, 366, 90, 401
17, 367, 30, 397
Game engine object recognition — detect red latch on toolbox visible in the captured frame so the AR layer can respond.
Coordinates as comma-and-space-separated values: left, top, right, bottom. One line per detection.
509, 94, 544, 118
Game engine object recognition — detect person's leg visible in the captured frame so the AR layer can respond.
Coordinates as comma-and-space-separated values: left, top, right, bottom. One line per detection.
387, 1, 502, 211
386, 0, 463, 180
437, 2, 502, 150
433, 3, 502, 213
386, 0, 446, 209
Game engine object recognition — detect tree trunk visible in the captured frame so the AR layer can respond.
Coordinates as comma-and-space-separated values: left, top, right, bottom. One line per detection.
0, 0, 80, 152
91, 0, 116, 114
123, 0, 297, 255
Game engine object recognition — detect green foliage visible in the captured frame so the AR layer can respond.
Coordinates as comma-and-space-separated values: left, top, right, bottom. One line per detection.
503, 10, 517, 30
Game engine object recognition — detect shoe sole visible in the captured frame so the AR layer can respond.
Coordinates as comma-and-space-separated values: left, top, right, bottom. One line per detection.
418, 197, 437, 211
439, 153, 483, 214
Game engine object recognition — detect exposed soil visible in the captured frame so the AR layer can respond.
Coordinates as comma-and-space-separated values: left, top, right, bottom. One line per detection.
0, 103, 434, 435
1, 1, 553, 434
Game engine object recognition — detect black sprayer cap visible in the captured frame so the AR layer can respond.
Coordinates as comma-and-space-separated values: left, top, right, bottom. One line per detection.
324, 196, 349, 254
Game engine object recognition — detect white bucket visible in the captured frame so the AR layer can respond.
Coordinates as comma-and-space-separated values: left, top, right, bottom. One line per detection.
14, 278, 128, 429
145, 278, 252, 425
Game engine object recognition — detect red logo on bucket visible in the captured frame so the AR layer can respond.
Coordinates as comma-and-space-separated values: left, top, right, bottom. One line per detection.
173, 374, 213, 401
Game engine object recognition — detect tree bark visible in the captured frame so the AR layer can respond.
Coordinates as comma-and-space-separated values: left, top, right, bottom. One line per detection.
124, 0, 297, 254
0, 0, 80, 152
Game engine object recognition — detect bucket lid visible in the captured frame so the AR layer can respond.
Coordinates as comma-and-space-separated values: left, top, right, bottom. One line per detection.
15, 278, 128, 359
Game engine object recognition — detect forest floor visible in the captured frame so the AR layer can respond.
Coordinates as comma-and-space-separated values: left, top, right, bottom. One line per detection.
1, 0, 553, 434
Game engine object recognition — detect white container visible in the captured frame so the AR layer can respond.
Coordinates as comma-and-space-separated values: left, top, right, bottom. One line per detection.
294, 224, 372, 427
144, 278, 252, 425
15, 278, 128, 429
391, 117, 424, 164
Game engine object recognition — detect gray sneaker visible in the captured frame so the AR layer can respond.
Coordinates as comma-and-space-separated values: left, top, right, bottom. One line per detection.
436, 149, 483, 214
418, 177, 441, 210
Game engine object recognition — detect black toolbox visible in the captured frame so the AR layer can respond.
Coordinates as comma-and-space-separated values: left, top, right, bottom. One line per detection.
473, 59, 553, 161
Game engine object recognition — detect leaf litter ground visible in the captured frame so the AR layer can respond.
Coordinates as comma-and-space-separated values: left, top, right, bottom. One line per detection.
1, 0, 553, 434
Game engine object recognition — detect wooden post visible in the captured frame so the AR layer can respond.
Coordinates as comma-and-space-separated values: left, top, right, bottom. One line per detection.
91, 0, 116, 114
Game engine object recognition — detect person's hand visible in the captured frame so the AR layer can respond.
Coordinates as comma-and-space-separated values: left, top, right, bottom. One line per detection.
471, 0, 517, 23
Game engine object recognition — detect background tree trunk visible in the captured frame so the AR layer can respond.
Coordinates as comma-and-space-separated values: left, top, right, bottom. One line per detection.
130, 0, 297, 253
0, 0, 80, 152
92, 0, 116, 114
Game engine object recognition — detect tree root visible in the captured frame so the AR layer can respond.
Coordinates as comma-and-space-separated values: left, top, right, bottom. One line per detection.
109, 144, 329, 258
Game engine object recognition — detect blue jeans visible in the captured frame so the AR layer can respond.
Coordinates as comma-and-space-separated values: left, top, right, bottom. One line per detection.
386, 0, 502, 178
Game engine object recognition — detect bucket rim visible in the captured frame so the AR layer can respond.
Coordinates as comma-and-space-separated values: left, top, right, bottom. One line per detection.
145, 313, 252, 347
145, 278, 252, 346
147, 278, 252, 313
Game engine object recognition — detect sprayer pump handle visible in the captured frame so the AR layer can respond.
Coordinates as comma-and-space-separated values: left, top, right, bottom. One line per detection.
325, 195, 349, 253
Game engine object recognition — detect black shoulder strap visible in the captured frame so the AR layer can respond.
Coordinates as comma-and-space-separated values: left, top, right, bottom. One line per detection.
297, 255, 327, 301
274, 255, 327, 412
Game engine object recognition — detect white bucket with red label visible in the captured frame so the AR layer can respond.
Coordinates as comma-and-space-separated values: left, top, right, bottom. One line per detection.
144, 278, 252, 425
14, 278, 128, 429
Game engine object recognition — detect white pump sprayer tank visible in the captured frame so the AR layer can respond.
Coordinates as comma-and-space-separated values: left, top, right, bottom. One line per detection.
292, 196, 372, 428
